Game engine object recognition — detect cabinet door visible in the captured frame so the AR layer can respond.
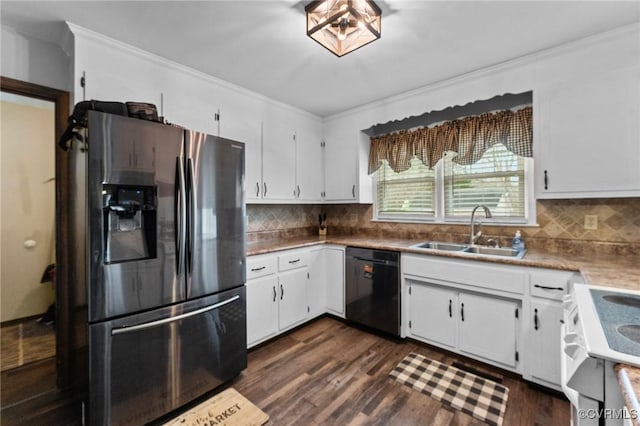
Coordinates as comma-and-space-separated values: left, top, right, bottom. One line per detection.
529, 299, 563, 386
459, 293, 519, 368
278, 268, 309, 330
535, 67, 640, 198
295, 122, 324, 201
262, 111, 296, 201
218, 103, 262, 202
307, 249, 326, 318
246, 275, 278, 347
408, 283, 457, 349
323, 121, 357, 201
325, 247, 345, 316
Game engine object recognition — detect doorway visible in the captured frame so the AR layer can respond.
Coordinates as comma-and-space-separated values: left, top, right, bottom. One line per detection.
0, 76, 71, 418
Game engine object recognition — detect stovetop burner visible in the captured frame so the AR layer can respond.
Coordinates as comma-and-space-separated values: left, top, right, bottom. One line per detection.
590, 289, 640, 357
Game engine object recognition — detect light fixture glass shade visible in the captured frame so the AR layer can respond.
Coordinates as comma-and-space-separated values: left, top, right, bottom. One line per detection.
305, 0, 381, 57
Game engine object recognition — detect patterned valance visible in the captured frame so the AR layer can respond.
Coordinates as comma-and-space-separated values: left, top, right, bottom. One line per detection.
368, 107, 533, 174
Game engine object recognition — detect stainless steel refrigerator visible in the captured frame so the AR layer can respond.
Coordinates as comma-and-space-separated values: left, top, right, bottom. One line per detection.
68, 111, 247, 425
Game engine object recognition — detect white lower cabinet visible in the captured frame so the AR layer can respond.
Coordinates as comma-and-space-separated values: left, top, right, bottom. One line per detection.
246, 245, 344, 348
404, 253, 576, 388
245, 250, 309, 348
458, 293, 519, 368
246, 275, 279, 346
407, 281, 519, 369
307, 248, 327, 318
325, 246, 345, 317
528, 299, 563, 387
523, 269, 573, 390
278, 268, 310, 330
408, 283, 457, 349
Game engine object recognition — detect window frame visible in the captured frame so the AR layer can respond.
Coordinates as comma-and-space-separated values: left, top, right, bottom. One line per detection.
372, 151, 537, 226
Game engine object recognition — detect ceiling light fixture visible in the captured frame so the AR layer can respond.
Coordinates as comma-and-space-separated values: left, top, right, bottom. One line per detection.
305, 0, 382, 57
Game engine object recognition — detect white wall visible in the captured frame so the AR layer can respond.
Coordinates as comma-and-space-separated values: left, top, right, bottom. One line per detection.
1, 93, 56, 322
1, 24, 72, 92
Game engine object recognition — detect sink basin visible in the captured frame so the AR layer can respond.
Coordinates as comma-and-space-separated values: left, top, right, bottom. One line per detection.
411, 241, 467, 251
617, 324, 640, 344
463, 246, 525, 258
602, 294, 640, 308
410, 241, 526, 258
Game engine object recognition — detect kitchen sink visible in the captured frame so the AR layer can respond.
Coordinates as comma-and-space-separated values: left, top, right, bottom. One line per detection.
462, 246, 525, 258
617, 324, 640, 344
410, 241, 468, 251
410, 241, 526, 259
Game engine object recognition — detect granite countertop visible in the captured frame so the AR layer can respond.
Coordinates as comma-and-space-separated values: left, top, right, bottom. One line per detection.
247, 235, 640, 291
247, 234, 640, 408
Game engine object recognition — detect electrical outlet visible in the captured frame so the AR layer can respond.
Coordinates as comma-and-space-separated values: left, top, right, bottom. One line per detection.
584, 215, 598, 230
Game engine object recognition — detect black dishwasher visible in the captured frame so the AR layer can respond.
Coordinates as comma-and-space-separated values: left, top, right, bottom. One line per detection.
345, 247, 400, 337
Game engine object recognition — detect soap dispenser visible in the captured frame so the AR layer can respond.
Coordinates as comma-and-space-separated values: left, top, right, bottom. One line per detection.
511, 230, 525, 251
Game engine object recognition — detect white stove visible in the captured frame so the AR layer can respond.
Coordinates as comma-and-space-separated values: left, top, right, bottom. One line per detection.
561, 284, 640, 426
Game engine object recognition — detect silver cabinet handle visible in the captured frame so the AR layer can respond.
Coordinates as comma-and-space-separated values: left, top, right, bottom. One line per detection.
263, 182, 267, 197
111, 295, 240, 335
272, 286, 276, 302
280, 284, 284, 300
296, 185, 301, 198
250, 266, 266, 272
256, 182, 260, 197
288, 259, 300, 264
352, 185, 356, 198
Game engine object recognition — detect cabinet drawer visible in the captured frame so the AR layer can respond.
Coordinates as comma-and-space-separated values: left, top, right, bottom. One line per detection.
530, 271, 571, 300
278, 251, 309, 272
246, 256, 277, 280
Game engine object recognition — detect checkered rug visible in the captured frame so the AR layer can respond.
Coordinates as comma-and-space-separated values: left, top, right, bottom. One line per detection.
389, 353, 509, 426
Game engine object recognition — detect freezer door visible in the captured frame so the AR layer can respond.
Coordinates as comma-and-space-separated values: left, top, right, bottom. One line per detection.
185, 131, 246, 299
88, 112, 186, 321
89, 286, 247, 425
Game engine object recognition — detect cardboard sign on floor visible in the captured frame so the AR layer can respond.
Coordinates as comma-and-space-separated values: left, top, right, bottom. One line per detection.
164, 387, 269, 426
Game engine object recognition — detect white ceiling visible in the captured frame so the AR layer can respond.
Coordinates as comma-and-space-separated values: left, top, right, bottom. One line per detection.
2, 1, 639, 117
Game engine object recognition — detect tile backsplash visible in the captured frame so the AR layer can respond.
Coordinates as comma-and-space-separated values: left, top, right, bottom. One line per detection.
247, 204, 322, 242
247, 198, 640, 252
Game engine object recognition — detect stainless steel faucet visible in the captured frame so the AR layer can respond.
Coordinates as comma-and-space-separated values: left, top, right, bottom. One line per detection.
470, 205, 492, 245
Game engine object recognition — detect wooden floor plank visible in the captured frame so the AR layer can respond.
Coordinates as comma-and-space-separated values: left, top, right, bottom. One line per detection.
232, 316, 570, 426
3, 316, 570, 425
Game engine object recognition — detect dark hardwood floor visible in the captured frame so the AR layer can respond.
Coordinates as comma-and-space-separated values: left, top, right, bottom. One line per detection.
231, 317, 570, 426
0, 316, 570, 425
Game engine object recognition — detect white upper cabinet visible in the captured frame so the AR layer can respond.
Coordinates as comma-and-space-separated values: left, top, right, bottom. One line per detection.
262, 108, 297, 201
295, 120, 324, 201
535, 66, 640, 198
323, 119, 358, 201
215, 97, 262, 202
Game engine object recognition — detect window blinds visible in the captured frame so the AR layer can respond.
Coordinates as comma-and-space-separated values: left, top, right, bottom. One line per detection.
376, 158, 435, 216
443, 145, 525, 218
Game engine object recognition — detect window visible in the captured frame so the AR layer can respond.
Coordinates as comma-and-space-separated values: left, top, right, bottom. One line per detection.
444, 145, 526, 219
376, 157, 435, 218
374, 144, 533, 224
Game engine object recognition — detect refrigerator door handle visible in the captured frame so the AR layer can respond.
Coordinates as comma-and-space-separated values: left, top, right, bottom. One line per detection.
175, 156, 186, 274
186, 157, 196, 275
111, 295, 240, 336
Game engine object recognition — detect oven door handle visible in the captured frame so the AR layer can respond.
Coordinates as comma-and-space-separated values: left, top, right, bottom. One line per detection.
560, 323, 581, 408
111, 295, 240, 336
